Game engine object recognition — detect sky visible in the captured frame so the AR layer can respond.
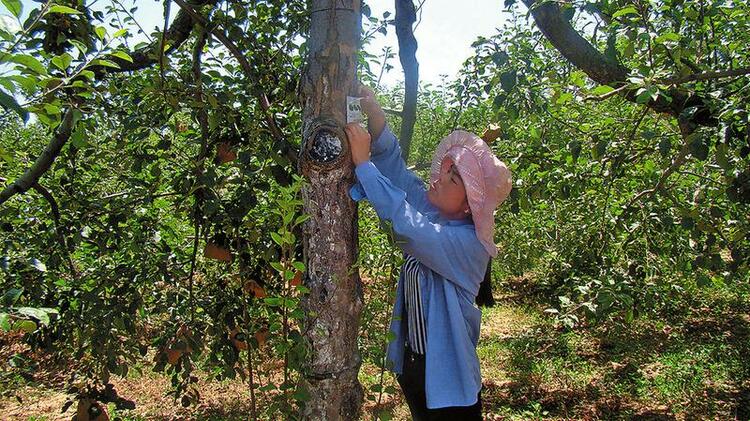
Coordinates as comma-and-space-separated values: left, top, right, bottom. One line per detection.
366, 0, 509, 86
8, 0, 509, 87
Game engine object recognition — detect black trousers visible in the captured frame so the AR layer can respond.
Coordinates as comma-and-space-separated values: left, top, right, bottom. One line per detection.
396, 345, 483, 420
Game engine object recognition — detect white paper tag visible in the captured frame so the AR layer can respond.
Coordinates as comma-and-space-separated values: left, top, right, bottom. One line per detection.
347, 96, 363, 124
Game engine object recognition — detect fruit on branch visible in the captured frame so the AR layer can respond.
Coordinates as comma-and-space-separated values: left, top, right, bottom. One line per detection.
204, 242, 232, 261
254, 328, 269, 347
290, 270, 303, 287
481, 124, 503, 143
215, 142, 237, 164
230, 327, 248, 350
243, 280, 266, 298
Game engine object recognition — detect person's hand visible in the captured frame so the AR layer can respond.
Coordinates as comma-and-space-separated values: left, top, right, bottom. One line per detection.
345, 123, 371, 166
356, 83, 386, 139
358, 84, 382, 117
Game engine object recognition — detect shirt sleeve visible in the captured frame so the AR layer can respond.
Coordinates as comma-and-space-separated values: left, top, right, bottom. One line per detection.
353, 161, 487, 295
368, 125, 433, 213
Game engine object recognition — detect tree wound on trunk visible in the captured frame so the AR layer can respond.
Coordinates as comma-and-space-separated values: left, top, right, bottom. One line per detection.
311, 130, 341, 162
303, 117, 346, 168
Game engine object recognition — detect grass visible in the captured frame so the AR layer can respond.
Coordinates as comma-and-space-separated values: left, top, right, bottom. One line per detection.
2, 278, 749, 420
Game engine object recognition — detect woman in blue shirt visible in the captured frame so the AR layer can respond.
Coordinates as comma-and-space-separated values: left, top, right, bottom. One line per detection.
345, 87, 512, 420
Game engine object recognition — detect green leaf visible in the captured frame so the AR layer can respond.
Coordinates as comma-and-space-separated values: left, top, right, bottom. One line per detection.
612, 6, 638, 18
0, 76, 13, 92
0, 53, 47, 75
688, 132, 708, 161
2, 0, 21, 18
9, 75, 36, 93
270, 261, 283, 272
292, 261, 305, 272
263, 297, 282, 307
94, 26, 107, 40
270, 232, 283, 246
658, 137, 671, 158
70, 124, 88, 148
635, 86, 657, 104
90, 59, 120, 69
715, 142, 731, 170
491, 51, 508, 66
112, 28, 128, 38
79, 70, 95, 80
110, 50, 133, 63
2, 287, 22, 306
590, 85, 614, 96
556, 92, 573, 105
500, 70, 516, 92
14, 319, 36, 333
0, 313, 10, 331
44, 103, 60, 115
0, 15, 20, 38
51, 53, 72, 71
17, 307, 50, 325
294, 214, 310, 226
47, 5, 82, 15
69, 39, 88, 54
0, 88, 27, 122
655, 32, 680, 44
591, 137, 607, 160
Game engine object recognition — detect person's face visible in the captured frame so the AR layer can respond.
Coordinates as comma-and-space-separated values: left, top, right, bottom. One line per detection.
427, 157, 470, 219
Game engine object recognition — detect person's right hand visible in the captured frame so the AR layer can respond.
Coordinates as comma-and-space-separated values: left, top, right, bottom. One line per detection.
345, 123, 372, 166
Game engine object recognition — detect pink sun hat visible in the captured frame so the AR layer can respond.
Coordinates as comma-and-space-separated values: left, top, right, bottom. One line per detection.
430, 130, 512, 257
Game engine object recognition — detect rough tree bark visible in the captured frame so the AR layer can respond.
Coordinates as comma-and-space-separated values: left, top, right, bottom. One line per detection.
395, 0, 419, 162
298, 0, 363, 419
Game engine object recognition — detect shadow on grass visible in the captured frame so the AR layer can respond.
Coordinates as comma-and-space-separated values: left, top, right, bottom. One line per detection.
481, 286, 750, 420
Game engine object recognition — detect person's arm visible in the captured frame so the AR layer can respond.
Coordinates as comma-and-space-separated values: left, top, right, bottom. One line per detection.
360, 85, 386, 141
353, 160, 487, 295
357, 87, 432, 212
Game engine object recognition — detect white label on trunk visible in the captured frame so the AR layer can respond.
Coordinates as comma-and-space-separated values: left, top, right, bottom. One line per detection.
347, 96, 363, 124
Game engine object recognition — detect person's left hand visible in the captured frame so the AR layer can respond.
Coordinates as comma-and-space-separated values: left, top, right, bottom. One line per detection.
345, 123, 371, 166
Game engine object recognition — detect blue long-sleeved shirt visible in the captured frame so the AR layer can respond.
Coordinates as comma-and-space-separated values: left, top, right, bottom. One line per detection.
350, 126, 488, 408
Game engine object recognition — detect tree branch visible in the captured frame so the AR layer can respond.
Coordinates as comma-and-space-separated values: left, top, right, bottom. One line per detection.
31, 182, 76, 273
382, 107, 403, 117
618, 120, 694, 221
94, 0, 217, 75
0, 109, 75, 206
1, 0, 218, 207
395, 0, 419, 163
583, 84, 628, 101
171, 0, 298, 167
521, 0, 715, 127
660, 66, 750, 85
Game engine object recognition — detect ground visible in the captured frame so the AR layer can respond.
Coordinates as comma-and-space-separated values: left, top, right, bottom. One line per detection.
1, 276, 749, 420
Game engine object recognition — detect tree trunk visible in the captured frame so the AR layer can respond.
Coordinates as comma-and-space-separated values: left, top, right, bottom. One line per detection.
395, 0, 419, 162
298, 1, 363, 419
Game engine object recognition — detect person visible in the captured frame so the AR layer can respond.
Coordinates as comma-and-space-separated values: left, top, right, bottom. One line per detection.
345, 85, 512, 420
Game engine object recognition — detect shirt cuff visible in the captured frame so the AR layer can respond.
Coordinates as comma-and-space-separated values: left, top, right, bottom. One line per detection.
349, 161, 378, 202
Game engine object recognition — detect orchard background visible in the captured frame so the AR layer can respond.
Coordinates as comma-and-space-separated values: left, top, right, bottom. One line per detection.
0, 0, 748, 419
